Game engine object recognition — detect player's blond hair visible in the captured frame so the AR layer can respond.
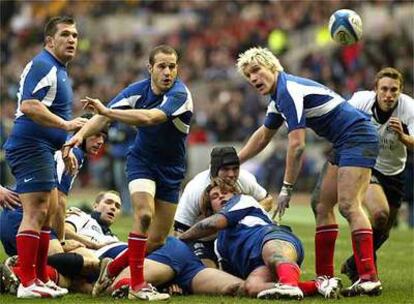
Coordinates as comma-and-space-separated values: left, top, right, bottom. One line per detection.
236, 47, 284, 77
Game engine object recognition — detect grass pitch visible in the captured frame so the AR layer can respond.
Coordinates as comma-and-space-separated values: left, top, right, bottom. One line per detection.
1, 196, 413, 303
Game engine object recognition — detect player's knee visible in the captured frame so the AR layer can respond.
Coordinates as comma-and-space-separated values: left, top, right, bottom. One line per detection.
372, 210, 389, 230
338, 202, 358, 221
138, 212, 152, 232
221, 282, 244, 296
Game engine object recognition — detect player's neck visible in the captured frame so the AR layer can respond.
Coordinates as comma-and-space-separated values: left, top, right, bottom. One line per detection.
44, 47, 68, 66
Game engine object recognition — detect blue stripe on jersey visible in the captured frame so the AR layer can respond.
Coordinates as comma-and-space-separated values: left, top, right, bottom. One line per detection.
108, 78, 193, 165
6, 50, 72, 150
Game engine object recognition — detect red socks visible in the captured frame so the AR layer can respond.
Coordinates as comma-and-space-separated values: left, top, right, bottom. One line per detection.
108, 249, 129, 277
315, 224, 338, 277
128, 233, 147, 291
298, 281, 318, 295
37, 227, 51, 283
275, 262, 300, 286
16, 230, 39, 286
352, 229, 378, 281
114, 277, 131, 291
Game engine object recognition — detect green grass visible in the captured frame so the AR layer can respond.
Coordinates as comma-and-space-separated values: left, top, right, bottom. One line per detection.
1, 201, 414, 303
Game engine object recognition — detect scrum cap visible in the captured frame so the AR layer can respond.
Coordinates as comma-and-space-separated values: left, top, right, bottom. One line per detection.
210, 146, 240, 177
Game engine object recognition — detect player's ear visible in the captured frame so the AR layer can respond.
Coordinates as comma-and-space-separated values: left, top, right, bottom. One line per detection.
45, 36, 54, 47
147, 63, 152, 74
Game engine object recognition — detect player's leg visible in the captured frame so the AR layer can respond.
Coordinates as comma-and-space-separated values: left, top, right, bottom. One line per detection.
258, 239, 304, 299
17, 191, 51, 286
341, 183, 387, 282
191, 268, 244, 296
312, 161, 340, 277
243, 266, 275, 298
52, 191, 68, 241
146, 199, 177, 253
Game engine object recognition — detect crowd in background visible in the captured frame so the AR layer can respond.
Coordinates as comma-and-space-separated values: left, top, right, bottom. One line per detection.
1, 1, 413, 218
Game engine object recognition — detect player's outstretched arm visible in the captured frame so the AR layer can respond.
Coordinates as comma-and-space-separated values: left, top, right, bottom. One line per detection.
238, 126, 277, 163
20, 99, 88, 131
179, 214, 228, 241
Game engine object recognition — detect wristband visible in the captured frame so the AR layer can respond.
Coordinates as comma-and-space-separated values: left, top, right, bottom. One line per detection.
280, 182, 294, 196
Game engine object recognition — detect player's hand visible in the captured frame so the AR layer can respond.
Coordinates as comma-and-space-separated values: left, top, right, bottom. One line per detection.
0, 185, 21, 210
63, 117, 88, 132
272, 182, 294, 220
388, 117, 404, 138
63, 150, 79, 176
62, 239, 85, 252
81, 97, 109, 116
164, 284, 183, 296
62, 134, 84, 159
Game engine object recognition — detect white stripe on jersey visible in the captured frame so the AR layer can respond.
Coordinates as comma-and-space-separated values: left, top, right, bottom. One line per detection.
239, 215, 270, 227
229, 195, 262, 212
304, 97, 344, 118
55, 151, 65, 183
171, 87, 194, 116
286, 80, 344, 119
33, 66, 57, 107
172, 117, 190, 134
15, 61, 33, 118
110, 95, 141, 109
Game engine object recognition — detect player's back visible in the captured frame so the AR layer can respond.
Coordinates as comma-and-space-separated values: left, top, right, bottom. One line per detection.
5, 50, 73, 150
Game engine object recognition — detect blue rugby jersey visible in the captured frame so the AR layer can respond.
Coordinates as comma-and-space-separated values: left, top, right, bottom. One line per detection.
216, 194, 276, 279
5, 50, 73, 150
107, 78, 193, 165
264, 72, 370, 143
55, 146, 85, 195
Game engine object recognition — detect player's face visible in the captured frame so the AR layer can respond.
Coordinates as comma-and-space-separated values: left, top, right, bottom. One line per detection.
94, 192, 122, 226
47, 23, 78, 64
218, 165, 240, 184
85, 132, 106, 155
148, 52, 178, 95
375, 77, 401, 112
243, 63, 276, 95
209, 186, 234, 213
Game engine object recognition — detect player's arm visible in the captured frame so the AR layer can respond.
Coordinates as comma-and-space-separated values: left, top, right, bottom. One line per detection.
82, 96, 167, 126
258, 194, 274, 212
238, 125, 278, 163
388, 117, 414, 150
64, 222, 102, 250
20, 100, 87, 131
179, 214, 228, 241
284, 128, 306, 185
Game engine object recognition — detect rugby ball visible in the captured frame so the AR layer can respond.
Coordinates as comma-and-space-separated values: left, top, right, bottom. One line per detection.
328, 9, 362, 45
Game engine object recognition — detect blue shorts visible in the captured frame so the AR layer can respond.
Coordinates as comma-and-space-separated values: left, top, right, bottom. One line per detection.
98, 243, 128, 260
0, 207, 58, 256
261, 225, 305, 266
5, 144, 57, 193
332, 121, 379, 168
126, 152, 185, 203
147, 237, 205, 293
0, 207, 22, 256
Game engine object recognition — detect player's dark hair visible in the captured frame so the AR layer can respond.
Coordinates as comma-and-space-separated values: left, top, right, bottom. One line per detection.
375, 67, 404, 90
44, 16, 75, 39
210, 146, 240, 177
95, 190, 121, 205
149, 45, 178, 65
201, 178, 239, 217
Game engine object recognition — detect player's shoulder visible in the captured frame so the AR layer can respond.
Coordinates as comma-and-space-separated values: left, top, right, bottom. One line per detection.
238, 169, 258, 185
396, 93, 414, 118
168, 79, 191, 96
398, 93, 414, 108
66, 207, 90, 222
185, 170, 210, 190
350, 90, 376, 101
124, 78, 150, 94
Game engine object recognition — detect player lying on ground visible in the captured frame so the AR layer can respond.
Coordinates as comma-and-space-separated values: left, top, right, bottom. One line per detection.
174, 146, 273, 268
179, 178, 341, 300
100, 236, 244, 300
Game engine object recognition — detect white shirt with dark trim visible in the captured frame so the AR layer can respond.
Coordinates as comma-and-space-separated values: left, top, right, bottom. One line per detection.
348, 91, 414, 175
174, 169, 267, 227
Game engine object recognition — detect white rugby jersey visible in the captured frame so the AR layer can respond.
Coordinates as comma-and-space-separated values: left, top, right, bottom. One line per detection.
65, 208, 119, 244
174, 169, 267, 227
348, 91, 414, 175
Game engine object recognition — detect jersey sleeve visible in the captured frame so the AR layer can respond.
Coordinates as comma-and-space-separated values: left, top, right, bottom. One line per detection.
65, 209, 89, 232
401, 94, 414, 136
55, 148, 84, 195
20, 60, 56, 104
108, 84, 142, 110
239, 170, 267, 201
264, 100, 285, 130
279, 83, 306, 132
158, 90, 193, 119
175, 179, 203, 227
